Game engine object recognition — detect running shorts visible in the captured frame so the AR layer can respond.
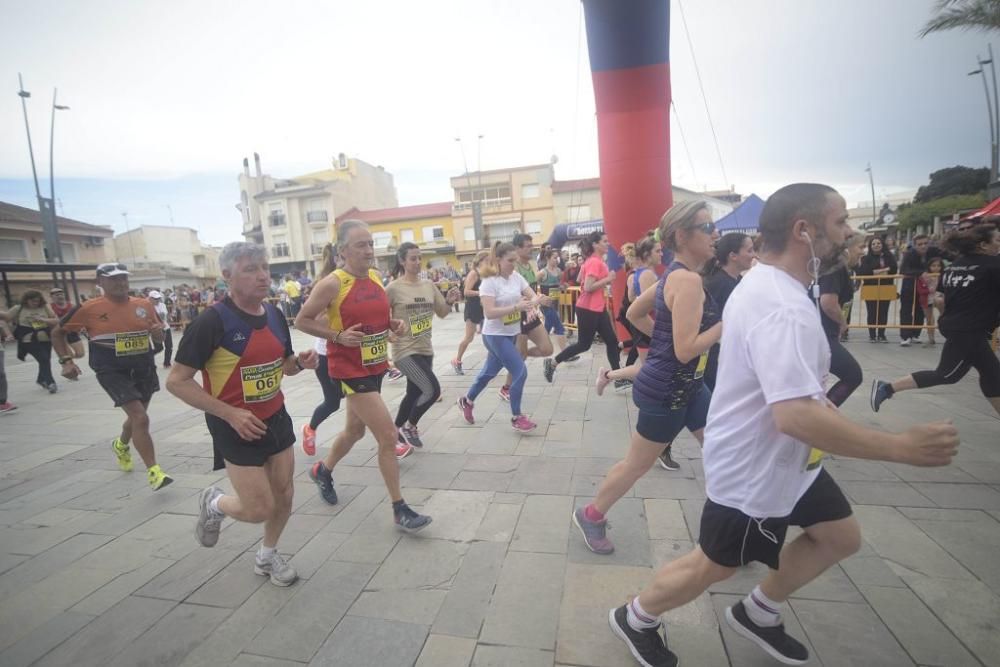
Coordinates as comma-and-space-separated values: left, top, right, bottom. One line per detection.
66, 332, 81, 344
520, 311, 542, 335
96, 364, 159, 407
633, 384, 711, 444
338, 373, 385, 395
206, 405, 295, 470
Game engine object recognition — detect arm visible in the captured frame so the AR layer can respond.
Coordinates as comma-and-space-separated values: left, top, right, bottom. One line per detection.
294, 275, 340, 340
582, 269, 615, 293
481, 294, 529, 320
819, 293, 846, 330
166, 362, 266, 440
625, 283, 657, 337
432, 283, 454, 318
462, 270, 480, 297
281, 350, 317, 376
667, 272, 722, 363
522, 284, 550, 308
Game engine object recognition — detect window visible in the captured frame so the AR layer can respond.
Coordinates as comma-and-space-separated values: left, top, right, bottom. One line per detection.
312, 229, 329, 243
400, 229, 414, 243
0, 238, 28, 261
272, 243, 290, 258
372, 231, 392, 249
306, 210, 328, 222
568, 205, 591, 222
485, 221, 521, 245
454, 185, 512, 210
422, 226, 445, 242
463, 226, 476, 242
268, 202, 286, 226
521, 183, 540, 199
525, 220, 542, 235
59, 242, 78, 262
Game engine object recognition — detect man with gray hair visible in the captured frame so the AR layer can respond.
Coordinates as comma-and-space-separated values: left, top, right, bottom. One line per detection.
168, 242, 318, 587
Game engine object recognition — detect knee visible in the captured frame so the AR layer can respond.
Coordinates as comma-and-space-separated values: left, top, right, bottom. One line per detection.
345, 422, 366, 443
819, 519, 862, 560
244, 494, 276, 523
538, 339, 554, 357
129, 411, 150, 431
273, 483, 293, 512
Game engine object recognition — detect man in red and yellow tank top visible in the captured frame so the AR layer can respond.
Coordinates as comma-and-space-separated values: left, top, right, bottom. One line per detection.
167, 242, 318, 587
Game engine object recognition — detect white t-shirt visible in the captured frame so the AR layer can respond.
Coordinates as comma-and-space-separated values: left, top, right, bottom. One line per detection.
480, 272, 530, 336
153, 302, 168, 322
703, 263, 831, 518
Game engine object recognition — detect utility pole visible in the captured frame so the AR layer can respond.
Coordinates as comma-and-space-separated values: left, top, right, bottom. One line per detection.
865, 163, 877, 226
970, 60, 998, 182
982, 45, 1000, 183
18, 73, 64, 262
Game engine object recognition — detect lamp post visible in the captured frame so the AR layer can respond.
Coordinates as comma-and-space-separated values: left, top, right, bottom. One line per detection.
970, 61, 998, 182
865, 163, 877, 226
980, 44, 1000, 183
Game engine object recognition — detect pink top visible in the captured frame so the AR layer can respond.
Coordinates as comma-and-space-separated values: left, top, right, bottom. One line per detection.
576, 256, 609, 312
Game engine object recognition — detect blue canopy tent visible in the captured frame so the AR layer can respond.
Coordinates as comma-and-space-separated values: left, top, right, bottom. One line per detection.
715, 193, 765, 235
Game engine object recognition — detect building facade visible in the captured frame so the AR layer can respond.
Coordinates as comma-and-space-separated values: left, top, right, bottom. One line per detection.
336, 202, 458, 273
237, 153, 397, 278
113, 225, 220, 281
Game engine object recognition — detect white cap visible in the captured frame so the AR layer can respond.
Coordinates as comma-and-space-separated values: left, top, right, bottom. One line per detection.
148, 290, 163, 299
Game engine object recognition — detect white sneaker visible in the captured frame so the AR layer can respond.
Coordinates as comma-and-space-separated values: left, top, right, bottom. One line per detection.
900, 339, 911, 347
254, 551, 298, 586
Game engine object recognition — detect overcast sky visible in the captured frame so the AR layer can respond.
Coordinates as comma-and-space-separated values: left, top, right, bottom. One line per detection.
0, 0, 991, 246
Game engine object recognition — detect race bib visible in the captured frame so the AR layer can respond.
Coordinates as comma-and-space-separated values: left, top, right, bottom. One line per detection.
693, 352, 709, 379
240, 359, 283, 403
806, 447, 824, 471
409, 310, 433, 337
29, 319, 47, 330
361, 330, 389, 366
502, 310, 521, 326
114, 331, 150, 356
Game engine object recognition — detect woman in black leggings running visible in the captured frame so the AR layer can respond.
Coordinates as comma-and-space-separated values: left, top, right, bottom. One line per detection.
817, 232, 865, 406
544, 231, 622, 387
302, 244, 344, 456
872, 224, 1000, 416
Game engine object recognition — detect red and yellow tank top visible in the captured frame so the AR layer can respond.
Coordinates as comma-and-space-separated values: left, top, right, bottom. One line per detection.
326, 268, 390, 379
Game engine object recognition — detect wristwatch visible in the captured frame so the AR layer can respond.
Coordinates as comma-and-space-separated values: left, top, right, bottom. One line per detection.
295, 357, 305, 371
59, 356, 74, 364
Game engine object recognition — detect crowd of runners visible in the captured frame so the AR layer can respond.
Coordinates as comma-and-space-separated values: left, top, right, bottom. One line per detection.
1, 182, 997, 665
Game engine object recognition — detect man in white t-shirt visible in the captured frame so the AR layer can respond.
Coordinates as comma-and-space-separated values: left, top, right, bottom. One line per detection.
609, 184, 960, 667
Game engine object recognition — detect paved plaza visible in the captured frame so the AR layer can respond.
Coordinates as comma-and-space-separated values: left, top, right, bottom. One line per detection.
0, 312, 998, 667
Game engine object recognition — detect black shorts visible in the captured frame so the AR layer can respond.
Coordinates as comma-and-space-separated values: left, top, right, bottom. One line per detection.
95, 365, 159, 407
520, 311, 542, 335
338, 373, 384, 395
66, 332, 81, 344
464, 300, 484, 324
698, 468, 853, 570
206, 406, 295, 470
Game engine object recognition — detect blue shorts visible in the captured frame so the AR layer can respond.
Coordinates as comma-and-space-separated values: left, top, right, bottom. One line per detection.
542, 305, 565, 336
633, 384, 711, 444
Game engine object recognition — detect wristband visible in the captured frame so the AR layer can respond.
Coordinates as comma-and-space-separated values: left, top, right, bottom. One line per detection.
295, 357, 305, 371
59, 356, 74, 364
333, 331, 340, 344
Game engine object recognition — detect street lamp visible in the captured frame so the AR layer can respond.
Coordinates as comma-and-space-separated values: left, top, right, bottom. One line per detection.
969, 62, 998, 182
980, 44, 1000, 183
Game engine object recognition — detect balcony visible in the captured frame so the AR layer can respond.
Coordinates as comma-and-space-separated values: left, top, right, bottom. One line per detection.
268, 213, 286, 227
454, 197, 512, 211
306, 210, 329, 223
310, 243, 326, 256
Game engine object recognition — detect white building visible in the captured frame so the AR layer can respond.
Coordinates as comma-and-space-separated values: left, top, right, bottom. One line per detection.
113, 225, 220, 282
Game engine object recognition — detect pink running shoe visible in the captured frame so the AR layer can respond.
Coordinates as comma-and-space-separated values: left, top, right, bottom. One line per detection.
457, 396, 475, 424
301, 424, 316, 456
498, 385, 511, 402
595, 367, 611, 397
395, 442, 414, 460
511, 415, 537, 433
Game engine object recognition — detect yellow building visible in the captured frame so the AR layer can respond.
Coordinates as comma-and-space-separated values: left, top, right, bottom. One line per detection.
336, 202, 459, 273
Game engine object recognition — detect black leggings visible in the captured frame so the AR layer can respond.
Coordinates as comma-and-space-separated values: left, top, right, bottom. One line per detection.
555, 307, 620, 369
153, 329, 174, 365
865, 300, 891, 340
912, 330, 1000, 398
395, 354, 441, 427
24, 341, 55, 386
310, 355, 343, 430
827, 336, 862, 406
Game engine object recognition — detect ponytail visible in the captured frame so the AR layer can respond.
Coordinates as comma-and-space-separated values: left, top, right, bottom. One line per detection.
702, 232, 749, 276
480, 241, 516, 278
319, 243, 338, 278
391, 241, 420, 279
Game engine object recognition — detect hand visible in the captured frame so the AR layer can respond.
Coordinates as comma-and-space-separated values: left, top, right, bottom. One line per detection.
336, 323, 366, 347
537, 295, 553, 307
607, 270, 617, 283
516, 299, 534, 313
61, 361, 82, 381
225, 407, 268, 441
390, 318, 407, 336
894, 421, 959, 467
446, 287, 462, 304
297, 349, 319, 370
839, 322, 849, 337
526, 307, 541, 323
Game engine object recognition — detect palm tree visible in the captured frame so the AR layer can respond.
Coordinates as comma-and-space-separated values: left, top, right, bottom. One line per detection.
920, 0, 1000, 36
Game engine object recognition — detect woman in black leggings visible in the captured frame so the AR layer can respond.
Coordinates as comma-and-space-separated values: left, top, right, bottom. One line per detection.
817, 233, 865, 406
544, 231, 622, 387
872, 224, 1000, 416
301, 245, 344, 456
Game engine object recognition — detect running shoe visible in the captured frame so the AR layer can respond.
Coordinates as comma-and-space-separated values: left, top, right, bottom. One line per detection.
254, 551, 298, 587
451, 359, 464, 375
870, 379, 894, 413
302, 424, 317, 456
725, 601, 809, 665
608, 604, 677, 667
0, 402, 17, 414
46, 382, 58, 394
394, 503, 432, 533
614, 379, 633, 393
111, 437, 133, 472
396, 442, 414, 460
309, 461, 338, 505
543, 358, 556, 383
196, 486, 224, 547
386, 368, 403, 381
900, 339, 911, 347
573, 507, 614, 554
399, 424, 424, 448
657, 447, 680, 471
457, 396, 475, 424
498, 385, 511, 402
511, 415, 537, 433
595, 367, 611, 397
147, 465, 173, 491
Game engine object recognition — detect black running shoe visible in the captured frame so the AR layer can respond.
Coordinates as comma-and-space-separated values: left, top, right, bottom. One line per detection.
309, 462, 338, 505
394, 503, 432, 533
657, 447, 680, 471
543, 358, 555, 383
725, 601, 808, 665
870, 379, 893, 413
608, 605, 677, 667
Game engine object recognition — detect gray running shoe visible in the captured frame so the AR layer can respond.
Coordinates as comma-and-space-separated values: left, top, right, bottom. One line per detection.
657, 447, 680, 471
395, 503, 432, 533
870, 379, 894, 413
614, 379, 632, 393
254, 551, 298, 587
573, 507, 614, 554
196, 486, 224, 547
543, 358, 556, 383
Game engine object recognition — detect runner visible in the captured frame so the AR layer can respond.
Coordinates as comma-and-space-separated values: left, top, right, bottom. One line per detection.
607, 184, 958, 667
701, 232, 755, 391
818, 232, 865, 407
536, 248, 576, 359
9, 290, 60, 394
499, 233, 553, 401
544, 231, 622, 386
456, 241, 544, 433
294, 219, 432, 532
48, 288, 85, 359
166, 242, 318, 586
451, 250, 489, 375
0, 311, 17, 413
53, 263, 172, 490
302, 244, 343, 457
872, 224, 1000, 416
387, 242, 462, 448
147, 290, 174, 368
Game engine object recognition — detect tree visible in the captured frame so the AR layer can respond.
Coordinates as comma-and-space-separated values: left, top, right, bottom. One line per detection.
896, 193, 987, 230
920, 0, 1000, 37
913, 166, 990, 203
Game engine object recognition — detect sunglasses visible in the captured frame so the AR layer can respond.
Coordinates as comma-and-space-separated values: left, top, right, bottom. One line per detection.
693, 222, 716, 235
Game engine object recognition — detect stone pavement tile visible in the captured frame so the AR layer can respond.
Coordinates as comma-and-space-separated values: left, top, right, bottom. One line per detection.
308, 615, 427, 666
368, 537, 468, 590
135, 546, 243, 601
2, 444, 90, 477
840, 552, 906, 589
860, 585, 980, 667
331, 523, 401, 564
186, 551, 266, 608
229, 655, 307, 667
511, 494, 572, 554
824, 458, 901, 482
254, 513, 331, 555
432, 427, 477, 454
853, 505, 975, 580
569, 496, 651, 567
19, 506, 113, 529
432, 541, 506, 638
540, 441, 581, 458
451, 470, 513, 492
325, 484, 385, 533
107, 602, 232, 667
905, 574, 1000, 666
882, 461, 979, 484
247, 560, 376, 662
463, 454, 521, 473
0, 610, 94, 667
544, 420, 583, 443
572, 456, 619, 477
480, 551, 566, 650
475, 501, 521, 542
666, 625, 730, 667
0, 524, 80, 557
493, 491, 527, 504
33, 595, 176, 667
70, 556, 176, 615
556, 562, 651, 666
348, 588, 447, 624
107, 511, 204, 560
508, 457, 574, 495
710, 592, 817, 667
644, 499, 691, 541
295, 483, 363, 516
472, 645, 554, 667
326, 464, 385, 487
791, 598, 914, 666
839, 480, 936, 507
0, 553, 28, 576
286, 528, 348, 580
632, 475, 706, 502
419, 489, 492, 541
415, 634, 476, 667
903, 507, 1000, 594
83, 486, 202, 537
0, 532, 113, 601
512, 438, 543, 456
956, 460, 1000, 484
789, 564, 864, 603
911, 482, 1000, 510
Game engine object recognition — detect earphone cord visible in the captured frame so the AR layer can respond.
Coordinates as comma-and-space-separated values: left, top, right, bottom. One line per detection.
804, 233, 822, 319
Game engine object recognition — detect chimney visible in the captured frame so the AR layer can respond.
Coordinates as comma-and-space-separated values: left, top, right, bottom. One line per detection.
254, 152, 262, 178
243, 157, 250, 177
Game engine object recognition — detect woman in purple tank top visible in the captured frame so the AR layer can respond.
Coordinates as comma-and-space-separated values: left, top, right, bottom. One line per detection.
572, 200, 722, 555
